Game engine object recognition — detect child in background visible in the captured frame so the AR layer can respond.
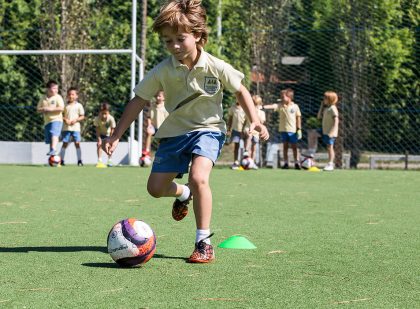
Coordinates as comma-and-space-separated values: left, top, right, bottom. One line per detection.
264, 88, 302, 169
102, 0, 269, 263
317, 91, 339, 171
243, 95, 266, 166
36, 80, 64, 156
94, 103, 116, 167
142, 90, 169, 159
227, 101, 246, 169
59, 87, 85, 166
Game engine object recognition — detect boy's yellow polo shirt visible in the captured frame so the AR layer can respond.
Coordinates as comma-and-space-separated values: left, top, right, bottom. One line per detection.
133, 50, 244, 138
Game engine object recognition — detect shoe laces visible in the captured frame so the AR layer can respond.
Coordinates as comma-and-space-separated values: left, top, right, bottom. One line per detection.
196, 233, 214, 251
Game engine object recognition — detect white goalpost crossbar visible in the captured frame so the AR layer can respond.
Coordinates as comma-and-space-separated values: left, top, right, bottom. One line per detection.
0, 0, 143, 166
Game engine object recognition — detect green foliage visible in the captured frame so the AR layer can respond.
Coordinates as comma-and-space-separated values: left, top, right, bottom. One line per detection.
0, 0, 418, 156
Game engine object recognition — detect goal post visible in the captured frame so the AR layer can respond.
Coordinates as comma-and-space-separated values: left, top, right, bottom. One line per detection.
0, 0, 143, 166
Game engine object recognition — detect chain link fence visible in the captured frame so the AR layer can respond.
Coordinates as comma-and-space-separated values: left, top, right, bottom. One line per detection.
1, 0, 418, 168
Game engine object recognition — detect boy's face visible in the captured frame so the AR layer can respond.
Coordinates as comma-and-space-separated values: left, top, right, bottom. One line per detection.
155, 92, 165, 104
47, 84, 59, 97
281, 92, 292, 103
67, 90, 78, 103
161, 26, 200, 63
100, 110, 109, 120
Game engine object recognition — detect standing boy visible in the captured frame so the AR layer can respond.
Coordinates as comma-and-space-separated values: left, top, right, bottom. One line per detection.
227, 101, 246, 169
143, 90, 169, 158
103, 0, 269, 263
60, 87, 85, 166
94, 103, 116, 167
264, 89, 302, 169
317, 91, 339, 171
36, 80, 64, 156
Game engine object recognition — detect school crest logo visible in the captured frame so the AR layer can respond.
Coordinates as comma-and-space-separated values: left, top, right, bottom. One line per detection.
203, 76, 220, 95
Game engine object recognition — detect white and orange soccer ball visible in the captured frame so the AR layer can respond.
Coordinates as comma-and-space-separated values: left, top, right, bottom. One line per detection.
300, 154, 315, 170
48, 155, 61, 167
107, 218, 156, 267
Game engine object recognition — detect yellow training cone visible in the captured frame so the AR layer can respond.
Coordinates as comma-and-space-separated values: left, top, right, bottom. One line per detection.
308, 166, 320, 172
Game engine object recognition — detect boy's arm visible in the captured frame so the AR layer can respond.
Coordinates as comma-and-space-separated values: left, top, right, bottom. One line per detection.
329, 116, 339, 137
262, 103, 278, 110
235, 85, 269, 141
296, 115, 302, 139
317, 102, 324, 119
227, 115, 233, 133
103, 96, 149, 155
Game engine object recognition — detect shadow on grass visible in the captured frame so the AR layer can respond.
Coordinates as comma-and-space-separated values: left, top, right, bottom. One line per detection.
82, 254, 188, 268
0, 246, 107, 253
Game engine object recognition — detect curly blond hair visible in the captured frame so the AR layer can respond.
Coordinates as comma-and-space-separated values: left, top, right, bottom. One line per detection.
152, 0, 208, 48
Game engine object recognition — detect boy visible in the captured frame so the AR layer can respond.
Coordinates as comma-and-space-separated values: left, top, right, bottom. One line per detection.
59, 87, 85, 166
94, 103, 116, 167
243, 95, 266, 166
317, 91, 339, 171
36, 80, 65, 156
142, 90, 169, 159
264, 89, 302, 169
103, 0, 269, 263
227, 101, 246, 169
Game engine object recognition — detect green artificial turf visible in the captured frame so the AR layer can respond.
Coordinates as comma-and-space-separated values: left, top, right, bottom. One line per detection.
0, 166, 419, 308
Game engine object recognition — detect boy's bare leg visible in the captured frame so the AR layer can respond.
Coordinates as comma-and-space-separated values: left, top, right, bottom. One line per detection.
147, 172, 182, 198
327, 144, 335, 163
283, 142, 289, 163
189, 155, 213, 230
145, 133, 152, 152
51, 136, 59, 153
233, 142, 240, 162
97, 145, 102, 161
292, 144, 298, 162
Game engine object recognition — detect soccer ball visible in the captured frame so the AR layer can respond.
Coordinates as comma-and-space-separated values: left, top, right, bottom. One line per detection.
48, 155, 61, 167
139, 155, 152, 167
241, 157, 255, 170
107, 218, 156, 267
300, 155, 315, 170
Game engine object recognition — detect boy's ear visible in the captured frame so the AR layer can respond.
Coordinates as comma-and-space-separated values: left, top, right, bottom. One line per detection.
194, 32, 202, 42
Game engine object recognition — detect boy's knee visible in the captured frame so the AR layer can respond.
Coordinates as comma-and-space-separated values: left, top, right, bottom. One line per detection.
189, 175, 208, 190
147, 182, 164, 198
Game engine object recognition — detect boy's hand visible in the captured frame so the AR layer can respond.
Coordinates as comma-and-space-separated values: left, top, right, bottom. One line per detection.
249, 122, 269, 141
103, 136, 119, 156
297, 129, 302, 140
146, 125, 155, 135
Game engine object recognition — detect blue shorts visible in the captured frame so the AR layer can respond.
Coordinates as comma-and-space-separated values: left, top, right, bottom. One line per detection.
62, 131, 81, 143
44, 121, 63, 144
230, 130, 243, 144
152, 131, 225, 176
280, 132, 298, 144
322, 134, 336, 145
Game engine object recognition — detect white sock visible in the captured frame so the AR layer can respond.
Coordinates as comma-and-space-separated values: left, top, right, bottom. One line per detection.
196, 229, 211, 244
76, 148, 82, 161
60, 148, 66, 159
177, 185, 190, 202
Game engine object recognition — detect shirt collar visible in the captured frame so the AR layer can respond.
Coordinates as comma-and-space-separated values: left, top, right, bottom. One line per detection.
171, 48, 207, 70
